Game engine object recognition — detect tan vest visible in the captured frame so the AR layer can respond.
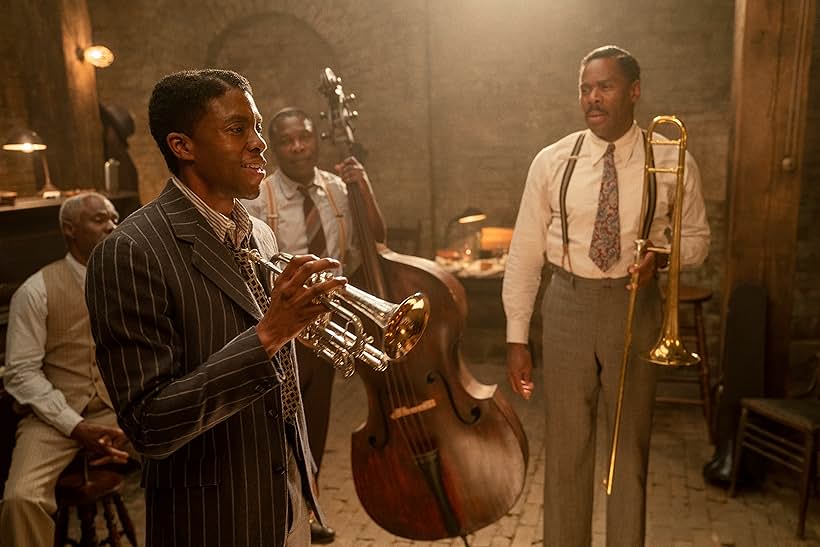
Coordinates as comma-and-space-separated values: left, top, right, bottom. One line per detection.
42, 259, 113, 413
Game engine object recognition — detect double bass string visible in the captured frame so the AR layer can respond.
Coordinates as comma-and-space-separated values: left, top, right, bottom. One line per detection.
343, 183, 433, 455
384, 360, 436, 455
322, 71, 437, 462
343, 179, 435, 457
385, 369, 423, 454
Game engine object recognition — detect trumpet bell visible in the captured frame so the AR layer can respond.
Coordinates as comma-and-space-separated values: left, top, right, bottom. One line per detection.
382, 292, 430, 360
642, 336, 701, 367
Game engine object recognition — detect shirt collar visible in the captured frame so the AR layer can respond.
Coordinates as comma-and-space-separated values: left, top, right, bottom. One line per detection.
65, 252, 86, 279
171, 176, 252, 247
586, 121, 642, 167
275, 168, 320, 200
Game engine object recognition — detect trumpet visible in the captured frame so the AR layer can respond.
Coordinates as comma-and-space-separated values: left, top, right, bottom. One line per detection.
243, 249, 430, 378
605, 115, 701, 495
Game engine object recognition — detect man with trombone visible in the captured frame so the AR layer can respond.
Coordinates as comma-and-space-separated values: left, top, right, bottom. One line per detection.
503, 45, 710, 545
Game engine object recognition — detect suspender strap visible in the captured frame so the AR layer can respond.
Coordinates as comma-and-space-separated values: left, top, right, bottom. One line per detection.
559, 133, 586, 271
640, 131, 657, 240
320, 173, 347, 262
263, 173, 347, 261
556, 130, 658, 271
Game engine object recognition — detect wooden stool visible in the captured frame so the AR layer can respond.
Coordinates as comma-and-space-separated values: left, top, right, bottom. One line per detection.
54, 456, 137, 547
656, 284, 714, 441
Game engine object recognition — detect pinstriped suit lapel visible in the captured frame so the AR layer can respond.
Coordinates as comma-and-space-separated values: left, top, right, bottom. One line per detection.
192, 235, 263, 320
158, 181, 263, 321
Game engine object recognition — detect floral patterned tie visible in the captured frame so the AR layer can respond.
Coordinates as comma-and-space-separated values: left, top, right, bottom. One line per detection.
589, 143, 621, 272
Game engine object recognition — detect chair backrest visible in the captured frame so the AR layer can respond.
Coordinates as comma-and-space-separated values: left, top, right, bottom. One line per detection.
787, 351, 820, 399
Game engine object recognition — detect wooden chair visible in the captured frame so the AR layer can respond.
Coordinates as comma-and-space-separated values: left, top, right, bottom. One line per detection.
54, 455, 138, 547
729, 363, 820, 539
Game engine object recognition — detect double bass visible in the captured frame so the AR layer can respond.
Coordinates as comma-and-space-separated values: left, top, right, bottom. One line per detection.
318, 68, 529, 545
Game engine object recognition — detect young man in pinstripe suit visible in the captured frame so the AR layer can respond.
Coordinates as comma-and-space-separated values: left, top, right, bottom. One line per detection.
86, 69, 346, 547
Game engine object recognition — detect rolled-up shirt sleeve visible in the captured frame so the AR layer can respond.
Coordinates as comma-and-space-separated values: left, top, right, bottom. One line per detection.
678, 152, 711, 268
4, 273, 83, 436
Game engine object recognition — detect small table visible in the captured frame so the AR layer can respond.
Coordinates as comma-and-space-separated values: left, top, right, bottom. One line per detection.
437, 256, 544, 365
453, 266, 506, 364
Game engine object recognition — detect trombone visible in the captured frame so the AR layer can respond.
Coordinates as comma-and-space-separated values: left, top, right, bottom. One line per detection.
244, 249, 430, 378
604, 115, 701, 495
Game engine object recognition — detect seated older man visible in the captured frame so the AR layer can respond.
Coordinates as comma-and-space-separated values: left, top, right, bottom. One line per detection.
0, 192, 129, 547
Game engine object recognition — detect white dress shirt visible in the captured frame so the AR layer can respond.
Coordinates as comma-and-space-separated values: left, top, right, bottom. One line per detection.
243, 168, 361, 274
4, 253, 86, 436
503, 123, 711, 344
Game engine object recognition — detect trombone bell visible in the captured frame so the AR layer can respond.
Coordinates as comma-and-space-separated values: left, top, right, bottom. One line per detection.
642, 337, 700, 367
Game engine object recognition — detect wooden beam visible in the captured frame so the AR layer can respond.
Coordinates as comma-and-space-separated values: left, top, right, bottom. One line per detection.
9, 0, 103, 191
724, 0, 816, 396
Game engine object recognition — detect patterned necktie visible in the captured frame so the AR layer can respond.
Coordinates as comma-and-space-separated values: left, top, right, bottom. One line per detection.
228, 239, 301, 423
299, 186, 327, 257
589, 143, 621, 272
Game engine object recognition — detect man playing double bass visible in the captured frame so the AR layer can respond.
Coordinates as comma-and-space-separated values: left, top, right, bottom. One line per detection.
503, 45, 710, 546
243, 107, 386, 544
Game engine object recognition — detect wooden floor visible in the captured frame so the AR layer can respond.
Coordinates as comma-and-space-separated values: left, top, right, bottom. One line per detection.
99, 359, 820, 546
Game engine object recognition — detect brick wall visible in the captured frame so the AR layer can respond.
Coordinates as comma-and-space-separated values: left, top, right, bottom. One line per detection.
78, 0, 817, 365
0, 0, 813, 382
0, 1, 36, 194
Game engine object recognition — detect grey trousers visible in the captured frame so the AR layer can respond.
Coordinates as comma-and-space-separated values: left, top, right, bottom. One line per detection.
541, 269, 662, 547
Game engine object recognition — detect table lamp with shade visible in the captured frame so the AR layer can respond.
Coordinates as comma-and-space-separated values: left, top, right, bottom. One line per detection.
444, 206, 487, 258
2, 130, 61, 198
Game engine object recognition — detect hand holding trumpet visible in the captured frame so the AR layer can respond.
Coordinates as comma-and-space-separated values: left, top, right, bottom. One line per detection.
256, 254, 347, 359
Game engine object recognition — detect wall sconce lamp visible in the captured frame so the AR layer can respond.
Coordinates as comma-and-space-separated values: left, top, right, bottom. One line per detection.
78, 45, 115, 68
3, 130, 61, 198
444, 206, 487, 252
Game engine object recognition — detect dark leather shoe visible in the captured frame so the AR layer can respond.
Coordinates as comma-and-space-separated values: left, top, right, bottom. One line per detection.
310, 520, 335, 544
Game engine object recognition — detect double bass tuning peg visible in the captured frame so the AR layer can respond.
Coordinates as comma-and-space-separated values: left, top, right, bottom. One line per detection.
319, 132, 330, 140
319, 111, 328, 120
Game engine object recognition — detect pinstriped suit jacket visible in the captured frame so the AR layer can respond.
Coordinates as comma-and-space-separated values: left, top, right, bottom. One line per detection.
86, 181, 324, 547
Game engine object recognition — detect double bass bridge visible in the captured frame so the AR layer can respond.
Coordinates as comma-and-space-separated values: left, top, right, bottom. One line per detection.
389, 398, 437, 420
